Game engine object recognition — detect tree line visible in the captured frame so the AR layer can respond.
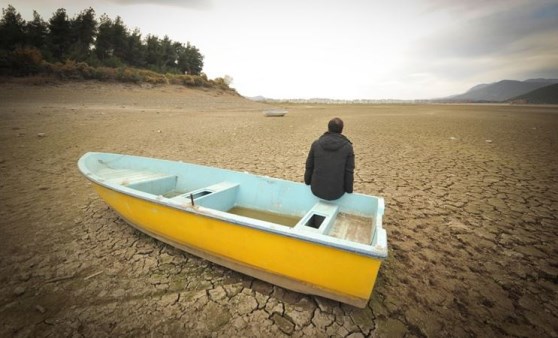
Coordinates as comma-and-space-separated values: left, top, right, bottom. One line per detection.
0, 5, 204, 76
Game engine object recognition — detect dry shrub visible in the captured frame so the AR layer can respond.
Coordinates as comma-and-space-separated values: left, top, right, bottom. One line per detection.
212, 77, 231, 90
166, 74, 198, 87
60, 60, 82, 79
137, 69, 167, 84
49, 60, 96, 80
117, 67, 141, 83
182, 75, 197, 86
42, 61, 63, 76
94, 67, 118, 81
76, 62, 95, 79
10, 47, 44, 75
192, 75, 206, 87
166, 73, 183, 85
2, 55, 232, 92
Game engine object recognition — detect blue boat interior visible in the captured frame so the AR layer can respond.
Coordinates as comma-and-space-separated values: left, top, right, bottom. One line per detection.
83, 153, 384, 245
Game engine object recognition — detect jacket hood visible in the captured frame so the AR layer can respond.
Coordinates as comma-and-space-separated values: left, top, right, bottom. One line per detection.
318, 132, 351, 151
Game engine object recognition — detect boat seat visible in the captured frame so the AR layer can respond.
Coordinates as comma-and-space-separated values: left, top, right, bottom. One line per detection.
99, 168, 173, 185
171, 181, 240, 211
97, 168, 177, 196
294, 201, 339, 235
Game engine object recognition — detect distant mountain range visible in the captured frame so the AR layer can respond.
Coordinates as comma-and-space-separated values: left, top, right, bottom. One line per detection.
440, 78, 558, 103
248, 78, 558, 104
249, 95, 266, 101
509, 83, 558, 104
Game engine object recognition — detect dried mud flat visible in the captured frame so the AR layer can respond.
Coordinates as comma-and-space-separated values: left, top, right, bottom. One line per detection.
0, 80, 557, 337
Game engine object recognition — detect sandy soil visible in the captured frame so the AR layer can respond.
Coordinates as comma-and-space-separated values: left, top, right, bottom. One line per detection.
0, 80, 557, 337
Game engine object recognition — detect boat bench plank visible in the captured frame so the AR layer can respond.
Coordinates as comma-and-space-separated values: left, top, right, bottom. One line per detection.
97, 168, 178, 196
98, 168, 173, 185
171, 181, 240, 211
295, 201, 339, 234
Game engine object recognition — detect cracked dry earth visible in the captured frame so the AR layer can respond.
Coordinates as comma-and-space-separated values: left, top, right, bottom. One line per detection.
1, 81, 557, 337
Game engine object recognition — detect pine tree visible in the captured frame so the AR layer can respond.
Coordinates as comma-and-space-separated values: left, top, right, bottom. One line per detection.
0, 5, 26, 50
25, 11, 48, 52
69, 7, 97, 61
47, 8, 71, 61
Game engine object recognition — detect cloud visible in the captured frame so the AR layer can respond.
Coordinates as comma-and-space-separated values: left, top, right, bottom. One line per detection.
421, 0, 528, 18
105, 0, 212, 10
409, 1, 558, 85
422, 2, 557, 56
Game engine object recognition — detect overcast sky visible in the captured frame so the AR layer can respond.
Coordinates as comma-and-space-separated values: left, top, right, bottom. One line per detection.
4, 0, 558, 99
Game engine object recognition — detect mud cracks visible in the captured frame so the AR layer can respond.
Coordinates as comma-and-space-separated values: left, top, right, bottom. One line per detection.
1, 83, 557, 337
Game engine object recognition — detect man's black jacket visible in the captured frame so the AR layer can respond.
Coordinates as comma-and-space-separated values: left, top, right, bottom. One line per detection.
304, 131, 355, 200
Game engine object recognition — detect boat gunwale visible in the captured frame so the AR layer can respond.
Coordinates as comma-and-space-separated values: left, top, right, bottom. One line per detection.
78, 152, 388, 259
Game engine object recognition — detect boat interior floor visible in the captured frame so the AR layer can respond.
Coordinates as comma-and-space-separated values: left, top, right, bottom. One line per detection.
97, 167, 375, 245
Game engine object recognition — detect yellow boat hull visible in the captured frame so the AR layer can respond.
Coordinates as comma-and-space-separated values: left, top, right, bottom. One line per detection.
94, 183, 382, 307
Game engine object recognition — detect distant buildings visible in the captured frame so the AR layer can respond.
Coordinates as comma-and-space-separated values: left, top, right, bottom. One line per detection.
249, 97, 429, 104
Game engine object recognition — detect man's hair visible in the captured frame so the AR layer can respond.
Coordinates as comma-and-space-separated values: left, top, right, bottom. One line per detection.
328, 117, 344, 133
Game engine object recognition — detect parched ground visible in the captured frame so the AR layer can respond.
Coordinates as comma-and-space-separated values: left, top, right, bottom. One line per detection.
0, 80, 557, 337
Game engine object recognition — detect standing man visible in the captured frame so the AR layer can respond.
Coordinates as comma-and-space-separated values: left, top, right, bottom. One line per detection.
304, 117, 354, 200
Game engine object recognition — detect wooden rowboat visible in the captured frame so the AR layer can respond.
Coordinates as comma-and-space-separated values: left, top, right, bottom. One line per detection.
78, 152, 388, 307
263, 108, 287, 117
